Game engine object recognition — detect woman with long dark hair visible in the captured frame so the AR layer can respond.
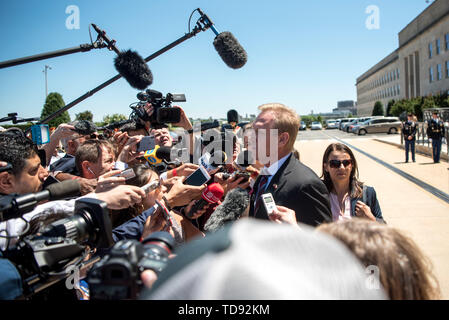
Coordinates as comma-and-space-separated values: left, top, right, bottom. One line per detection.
321, 143, 385, 223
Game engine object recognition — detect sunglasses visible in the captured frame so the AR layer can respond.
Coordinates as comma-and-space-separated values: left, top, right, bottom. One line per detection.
329, 159, 352, 168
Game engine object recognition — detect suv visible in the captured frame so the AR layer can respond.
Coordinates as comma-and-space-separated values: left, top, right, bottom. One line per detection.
355, 117, 401, 135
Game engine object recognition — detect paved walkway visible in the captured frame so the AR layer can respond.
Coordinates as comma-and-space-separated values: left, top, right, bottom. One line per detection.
295, 137, 449, 299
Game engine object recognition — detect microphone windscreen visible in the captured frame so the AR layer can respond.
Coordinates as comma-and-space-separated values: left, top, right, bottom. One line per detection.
114, 50, 153, 90
203, 187, 249, 232
213, 32, 248, 69
45, 180, 81, 200
155, 146, 173, 161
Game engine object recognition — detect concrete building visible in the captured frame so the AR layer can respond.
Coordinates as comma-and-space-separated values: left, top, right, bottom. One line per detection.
356, 0, 449, 116
333, 100, 357, 116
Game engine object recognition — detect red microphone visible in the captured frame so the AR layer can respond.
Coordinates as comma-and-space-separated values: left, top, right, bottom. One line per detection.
186, 183, 224, 218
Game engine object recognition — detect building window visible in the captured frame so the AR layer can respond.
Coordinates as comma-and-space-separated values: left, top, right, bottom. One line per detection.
397, 68, 400, 78
429, 43, 433, 58
398, 84, 400, 95
446, 33, 449, 50
446, 61, 449, 78
437, 64, 442, 80
436, 39, 441, 55
429, 67, 434, 82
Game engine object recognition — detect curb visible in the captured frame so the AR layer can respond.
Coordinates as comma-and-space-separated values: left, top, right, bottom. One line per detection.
373, 139, 449, 162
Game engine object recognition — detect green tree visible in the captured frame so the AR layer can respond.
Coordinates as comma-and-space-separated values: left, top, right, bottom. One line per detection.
75, 110, 93, 122
316, 115, 323, 124
410, 97, 424, 121
40, 92, 70, 128
102, 113, 127, 125
386, 99, 395, 116
390, 99, 414, 117
372, 101, 384, 116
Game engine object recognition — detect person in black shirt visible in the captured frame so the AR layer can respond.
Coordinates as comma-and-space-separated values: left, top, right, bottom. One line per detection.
402, 113, 417, 163
426, 111, 446, 163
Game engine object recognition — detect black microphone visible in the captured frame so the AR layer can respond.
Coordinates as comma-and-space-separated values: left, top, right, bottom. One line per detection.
198, 9, 248, 69
213, 32, 248, 69
203, 187, 250, 232
114, 50, 153, 90
0, 180, 81, 222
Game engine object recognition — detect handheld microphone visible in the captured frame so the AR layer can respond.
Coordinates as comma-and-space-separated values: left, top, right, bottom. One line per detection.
186, 183, 224, 218
144, 146, 172, 165
114, 49, 153, 90
0, 180, 81, 222
203, 187, 250, 232
198, 8, 248, 69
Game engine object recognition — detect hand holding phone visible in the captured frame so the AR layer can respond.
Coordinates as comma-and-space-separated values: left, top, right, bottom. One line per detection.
183, 166, 211, 186
137, 136, 156, 152
261, 193, 276, 216
112, 168, 136, 180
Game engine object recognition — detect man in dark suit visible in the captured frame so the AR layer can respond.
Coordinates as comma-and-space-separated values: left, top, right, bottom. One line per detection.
249, 103, 331, 227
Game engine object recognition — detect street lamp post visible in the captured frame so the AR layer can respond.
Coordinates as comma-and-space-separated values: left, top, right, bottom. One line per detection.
42, 65, 52, 98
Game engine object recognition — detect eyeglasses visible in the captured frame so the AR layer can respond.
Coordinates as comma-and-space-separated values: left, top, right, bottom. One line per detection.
329, 159, 352, 168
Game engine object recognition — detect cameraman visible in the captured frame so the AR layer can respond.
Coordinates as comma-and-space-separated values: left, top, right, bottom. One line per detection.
49, 121, 100, 194
0, 133, 147, 249
145, 104, 195, 161
0, 131, 49, 195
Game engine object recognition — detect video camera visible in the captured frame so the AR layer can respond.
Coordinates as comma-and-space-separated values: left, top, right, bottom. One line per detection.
87, 231, 175, 300
2, 197, 176, 300
2, 198, 113, 299
133, 89, 186, 126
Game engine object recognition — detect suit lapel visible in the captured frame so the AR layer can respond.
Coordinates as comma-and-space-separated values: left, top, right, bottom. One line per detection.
254, 154, 295, 217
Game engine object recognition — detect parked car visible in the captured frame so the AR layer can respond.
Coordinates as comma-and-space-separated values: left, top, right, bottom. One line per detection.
344, 117, 376, 133
311, 121, 323, 130
355, 117, 401, 135
338, 118, 352, 130
350, 116, 381, 134
299, 121, 307, 131
342, 118, 359, 132
325, 119, 338, 129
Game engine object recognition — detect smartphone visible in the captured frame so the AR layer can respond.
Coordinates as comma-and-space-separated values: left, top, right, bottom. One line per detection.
137, 136, 156, 152
112, 168, 136, 180
183, 166, 211, 186
261, 193, 276, 216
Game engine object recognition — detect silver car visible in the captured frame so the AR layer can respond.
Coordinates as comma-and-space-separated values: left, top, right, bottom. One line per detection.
355, 117, 401, 135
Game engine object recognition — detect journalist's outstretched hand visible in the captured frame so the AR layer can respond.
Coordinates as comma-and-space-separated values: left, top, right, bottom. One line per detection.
161, 176, 206, 208
42, 123, 76, 165
111, 131, 129, 156
95, 184, 146, 210
117, 135, 145, 163
268, 205, 300, 227
78, 177, 98, 195
165, 163, 199, 180
95, 170, 126, 193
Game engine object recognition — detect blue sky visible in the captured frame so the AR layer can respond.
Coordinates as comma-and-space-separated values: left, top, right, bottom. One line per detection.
0, 0, 431, 123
